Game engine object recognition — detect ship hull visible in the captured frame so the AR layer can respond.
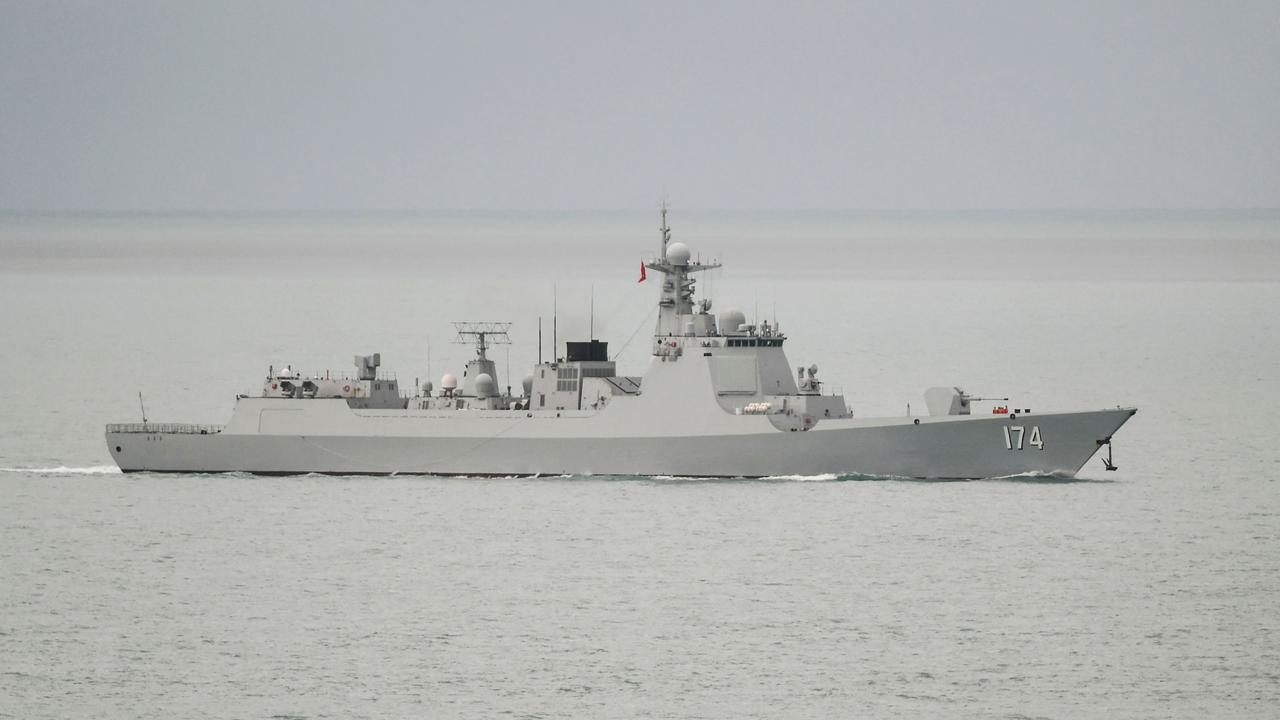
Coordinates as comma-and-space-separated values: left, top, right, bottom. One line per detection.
106, 407, 1136, 479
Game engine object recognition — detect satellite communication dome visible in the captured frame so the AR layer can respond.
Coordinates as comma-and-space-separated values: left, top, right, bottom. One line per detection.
441, 373, 458, 390
522, 374, 534, 397
719, 309, 747, 335
422, 381, 433, 394
665, 241, 691, 266
475, 373, 496, 398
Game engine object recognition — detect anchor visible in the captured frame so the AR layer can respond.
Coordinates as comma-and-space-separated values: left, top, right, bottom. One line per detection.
1097, 437, 1118, 471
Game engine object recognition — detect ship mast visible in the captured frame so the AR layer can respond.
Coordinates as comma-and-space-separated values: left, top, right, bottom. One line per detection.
452, 321, 510, 360
660, 201, 671, 256
645, 204, 720, 337
452, 321, 511, 396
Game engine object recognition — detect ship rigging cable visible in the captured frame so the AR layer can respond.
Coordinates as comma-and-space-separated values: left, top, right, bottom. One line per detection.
612, 304, 659, 361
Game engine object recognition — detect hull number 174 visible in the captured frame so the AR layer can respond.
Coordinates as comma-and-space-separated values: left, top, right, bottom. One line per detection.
1003, 425, 1044, 450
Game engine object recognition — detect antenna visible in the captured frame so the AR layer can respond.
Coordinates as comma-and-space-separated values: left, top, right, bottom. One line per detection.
590, 283, 595, 340
659, 199, 672, 255
138, 392, 148, 426
451, 322, 512, 359
553, 285, 558, 363
708, 250, 721, 305
538, 316, 543, 364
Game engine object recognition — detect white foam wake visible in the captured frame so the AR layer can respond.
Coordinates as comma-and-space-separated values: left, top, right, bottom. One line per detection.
986, 470, 1078, 481
0, 465, 122, 475
760, 473, 844, 482
646, 473, 850, 482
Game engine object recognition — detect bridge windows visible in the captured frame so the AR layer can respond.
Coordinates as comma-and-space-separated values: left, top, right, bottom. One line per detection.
556, 366, 579, 391
726, 338, 784, 348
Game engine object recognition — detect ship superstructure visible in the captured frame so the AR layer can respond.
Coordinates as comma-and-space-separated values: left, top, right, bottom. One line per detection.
105, 210, 1135, 478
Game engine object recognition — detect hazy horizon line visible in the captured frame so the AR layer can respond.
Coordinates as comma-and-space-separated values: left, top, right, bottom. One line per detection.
4, 207, 1279, 219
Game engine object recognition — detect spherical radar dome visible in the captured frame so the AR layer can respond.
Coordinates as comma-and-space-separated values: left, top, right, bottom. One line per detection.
475, 373, 496, 398
718, 308, 747, 335
665, 242, 691, 266
441, 373, 458, 390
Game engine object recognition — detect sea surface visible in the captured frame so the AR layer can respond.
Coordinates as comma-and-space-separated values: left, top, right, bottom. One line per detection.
2, 211, 1279, 718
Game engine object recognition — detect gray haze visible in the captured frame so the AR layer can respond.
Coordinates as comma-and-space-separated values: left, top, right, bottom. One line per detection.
4, 217, 1280, 716
2, 1, 1278, 212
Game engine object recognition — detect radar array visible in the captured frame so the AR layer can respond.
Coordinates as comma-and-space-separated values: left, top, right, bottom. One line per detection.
452, 321, 511, 359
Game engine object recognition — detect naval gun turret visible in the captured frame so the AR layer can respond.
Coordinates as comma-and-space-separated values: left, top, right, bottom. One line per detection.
923, 387, 1009, 416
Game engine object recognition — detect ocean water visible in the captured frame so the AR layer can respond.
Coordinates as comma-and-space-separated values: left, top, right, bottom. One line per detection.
1, 211, 1279, 718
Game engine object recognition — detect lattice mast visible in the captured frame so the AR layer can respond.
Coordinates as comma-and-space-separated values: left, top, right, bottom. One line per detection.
644, 203, 721, 337
452, 322, 512, 396
452, 321, 511, 360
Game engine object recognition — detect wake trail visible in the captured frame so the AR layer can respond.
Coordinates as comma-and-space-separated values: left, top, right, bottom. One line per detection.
0, 465, 121, 475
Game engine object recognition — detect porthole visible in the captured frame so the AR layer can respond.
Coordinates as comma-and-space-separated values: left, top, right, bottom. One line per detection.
115, 445, 122, 452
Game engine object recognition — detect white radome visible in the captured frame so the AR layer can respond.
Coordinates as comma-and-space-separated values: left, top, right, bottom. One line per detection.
475, 373, 496, 397
666, 241, 691, 265
719, 309, 747, 335
441, 373, 458, 390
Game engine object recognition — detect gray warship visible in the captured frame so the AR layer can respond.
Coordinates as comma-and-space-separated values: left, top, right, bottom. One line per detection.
106, 210, 1136, 478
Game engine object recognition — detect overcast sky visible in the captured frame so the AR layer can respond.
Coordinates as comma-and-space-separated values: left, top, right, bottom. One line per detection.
2, 1, 1277, 212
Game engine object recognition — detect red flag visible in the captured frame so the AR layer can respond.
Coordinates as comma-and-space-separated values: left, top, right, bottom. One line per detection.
638, 261, 647, 283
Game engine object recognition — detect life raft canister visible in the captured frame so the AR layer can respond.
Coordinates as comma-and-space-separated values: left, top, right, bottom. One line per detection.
343, 384, 351, 393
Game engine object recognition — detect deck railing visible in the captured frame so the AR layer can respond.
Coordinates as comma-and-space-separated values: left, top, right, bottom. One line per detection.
105, 423, 224, 435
